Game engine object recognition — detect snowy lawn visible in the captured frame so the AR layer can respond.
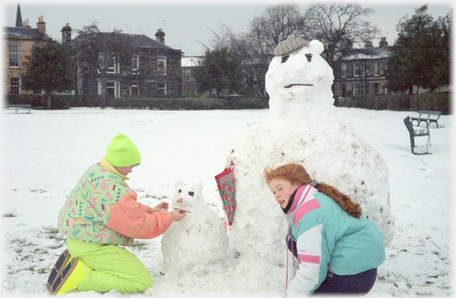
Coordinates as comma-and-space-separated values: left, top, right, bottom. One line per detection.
1, 107, 453, 297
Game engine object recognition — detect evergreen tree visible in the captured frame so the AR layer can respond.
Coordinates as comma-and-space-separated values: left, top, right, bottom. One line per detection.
386, 5, 451, 93
192, 48, 244, 97
21, 38, 73, 108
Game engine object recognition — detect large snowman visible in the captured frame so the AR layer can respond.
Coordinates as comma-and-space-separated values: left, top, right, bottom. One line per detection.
226, 38, 396, 292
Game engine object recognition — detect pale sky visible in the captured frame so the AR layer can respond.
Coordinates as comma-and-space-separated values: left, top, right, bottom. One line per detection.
3, 0, 452, 56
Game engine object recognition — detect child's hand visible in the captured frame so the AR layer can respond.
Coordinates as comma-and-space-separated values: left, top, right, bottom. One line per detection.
150, 202, 169, 213
171, 209, 186, 221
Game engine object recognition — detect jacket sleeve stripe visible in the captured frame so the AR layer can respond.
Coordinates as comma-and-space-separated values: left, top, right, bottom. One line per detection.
299, 254, 321, 264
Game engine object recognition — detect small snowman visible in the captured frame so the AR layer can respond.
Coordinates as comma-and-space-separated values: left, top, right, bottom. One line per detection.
226, 38, 396, 292
161, 181, 229, 275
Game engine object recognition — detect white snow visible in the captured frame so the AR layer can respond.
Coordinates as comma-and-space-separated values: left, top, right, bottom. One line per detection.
1, 106, 452, 297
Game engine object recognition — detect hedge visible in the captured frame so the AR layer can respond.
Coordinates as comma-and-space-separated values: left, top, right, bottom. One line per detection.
4, 95, 269, 110
337, 92, 451, 115
5, 93, 450, 114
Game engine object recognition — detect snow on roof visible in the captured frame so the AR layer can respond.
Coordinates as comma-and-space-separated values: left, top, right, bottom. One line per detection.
342, 46, 393, 61
181, 56, 204, 67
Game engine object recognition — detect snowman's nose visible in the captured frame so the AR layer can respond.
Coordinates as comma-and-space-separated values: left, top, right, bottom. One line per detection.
176, 198, 183, 203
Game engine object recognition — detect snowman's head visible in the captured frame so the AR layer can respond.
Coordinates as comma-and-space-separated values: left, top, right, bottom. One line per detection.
172, 181, 204, 211
265, 39, 334, 116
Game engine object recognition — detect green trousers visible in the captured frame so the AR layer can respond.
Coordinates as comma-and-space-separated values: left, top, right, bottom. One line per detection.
66, 238, 153, 293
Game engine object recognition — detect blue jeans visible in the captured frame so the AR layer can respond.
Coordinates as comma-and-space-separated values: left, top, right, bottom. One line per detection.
312, 268, 378, 295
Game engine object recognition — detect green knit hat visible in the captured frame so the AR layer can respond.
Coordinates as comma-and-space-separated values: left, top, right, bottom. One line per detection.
105, 133, 141, 167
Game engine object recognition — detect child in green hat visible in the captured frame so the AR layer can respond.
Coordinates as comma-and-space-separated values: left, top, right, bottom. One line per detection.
47, 133, 186, 295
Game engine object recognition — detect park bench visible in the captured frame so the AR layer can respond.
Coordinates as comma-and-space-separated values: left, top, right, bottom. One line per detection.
5, 104, 32, 114
404, 116, 431, 155
410, 110, 442, 128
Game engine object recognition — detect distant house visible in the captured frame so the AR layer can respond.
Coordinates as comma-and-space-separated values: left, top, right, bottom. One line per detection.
333, 37, 392, 99
65, 27, 183, 97
181, 56, 203, 95
4, 4, 48, 95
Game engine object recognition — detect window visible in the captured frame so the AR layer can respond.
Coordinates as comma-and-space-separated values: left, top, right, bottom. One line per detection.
107, 56, 117, 73
352, 83, 364, 95
353, 83, 359, 95
378, 61, 385, 76
374, 62, 379, 76
341, 84, 346, 97
9, 44, 19, 67
157, 83, 166, 95
341, 63, 347, 78
132, 55, 139, 71
98, 53, 118, 74
10, 77, 20, 94
353, 62, 366, 77
106, 81, 116, 96
157, 56, 166, 75
353, 62, 360, 77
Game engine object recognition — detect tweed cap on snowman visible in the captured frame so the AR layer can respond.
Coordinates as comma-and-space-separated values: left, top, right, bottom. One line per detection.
273, 38, 308, 56
105, 133, 141, 167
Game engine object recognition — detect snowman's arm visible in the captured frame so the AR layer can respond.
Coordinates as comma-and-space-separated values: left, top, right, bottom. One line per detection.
107, 192, 174, 239
286, 223, 329, 296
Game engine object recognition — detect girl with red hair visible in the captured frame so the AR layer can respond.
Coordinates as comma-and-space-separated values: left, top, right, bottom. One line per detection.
265, 163, 385, 296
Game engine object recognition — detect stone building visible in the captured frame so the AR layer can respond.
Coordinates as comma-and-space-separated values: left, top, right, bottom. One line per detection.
4, 4, 48, 95
333, 37, 392, 99
65, 26, 183, 97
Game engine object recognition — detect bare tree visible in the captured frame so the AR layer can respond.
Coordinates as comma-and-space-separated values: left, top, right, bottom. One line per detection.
209, 24, 269, 95
249, 3, 307, 54
304, 3, 381, 67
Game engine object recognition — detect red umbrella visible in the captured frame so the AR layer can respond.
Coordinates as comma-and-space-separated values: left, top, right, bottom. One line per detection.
215, 150, 236, 227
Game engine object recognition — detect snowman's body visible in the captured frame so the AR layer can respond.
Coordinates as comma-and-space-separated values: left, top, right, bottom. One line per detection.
161, 181, 229, 275
226, 39, 396, 291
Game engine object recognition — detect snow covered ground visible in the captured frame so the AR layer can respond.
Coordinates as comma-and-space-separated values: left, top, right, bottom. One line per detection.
1, 107, 453, 297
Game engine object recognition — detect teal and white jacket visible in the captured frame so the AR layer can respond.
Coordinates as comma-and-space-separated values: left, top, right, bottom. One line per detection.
285, 185, 385, 296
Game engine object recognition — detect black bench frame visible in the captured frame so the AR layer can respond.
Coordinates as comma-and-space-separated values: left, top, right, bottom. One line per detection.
410, 110, 442, 128
5, 104, 32, 114
404, 116, 431, 155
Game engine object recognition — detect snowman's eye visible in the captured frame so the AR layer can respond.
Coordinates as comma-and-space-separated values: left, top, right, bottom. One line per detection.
281, 55, 289, 63
188, 191, 195, 197
178, 189, 182, 193
305, 53, 312, 62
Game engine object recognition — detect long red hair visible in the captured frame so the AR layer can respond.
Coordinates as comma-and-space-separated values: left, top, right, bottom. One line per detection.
264, 163, 362, 218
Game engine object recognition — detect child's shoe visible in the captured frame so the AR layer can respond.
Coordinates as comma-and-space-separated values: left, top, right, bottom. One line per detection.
47, 254, 92, 295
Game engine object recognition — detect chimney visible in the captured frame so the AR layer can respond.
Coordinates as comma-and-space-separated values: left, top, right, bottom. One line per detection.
364, 40, 373, 48
155, 28, 165, 44
23, 19, 31, 28
379, 37, 388, 47
37, 15, 46, 34
61, 23, 72, 47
